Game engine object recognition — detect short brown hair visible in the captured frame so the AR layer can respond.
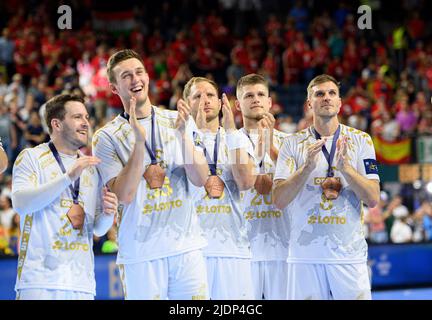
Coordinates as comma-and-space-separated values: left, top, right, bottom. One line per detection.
307, 74, 340, 99
183, 77, 219, 100
45, 94, 85, 133
107, 49, 144, 84
236, 74, 269, 99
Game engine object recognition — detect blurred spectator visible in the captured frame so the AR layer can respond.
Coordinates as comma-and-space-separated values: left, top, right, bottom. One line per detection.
276, 114, 297, 134
390, 205, 413, 243
414, 200, 432, 242
364, 191, 392, 244
24, 110, 47, 148
0, 195, 14, 230
8, 213, 20, 255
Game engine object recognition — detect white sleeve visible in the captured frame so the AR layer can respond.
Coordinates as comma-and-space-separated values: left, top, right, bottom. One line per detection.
357, 134, 380, 181
11, 150, 72, 216
274, 139, 297, 181
93, 178, 114, 237
92, 130, 124, 186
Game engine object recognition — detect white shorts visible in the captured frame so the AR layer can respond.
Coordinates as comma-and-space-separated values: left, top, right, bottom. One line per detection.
206, 256, 254, 300
119, 249, 208, 300
286, 263, 371, 300
16, 288, 94, 300
251, 260, 288, 300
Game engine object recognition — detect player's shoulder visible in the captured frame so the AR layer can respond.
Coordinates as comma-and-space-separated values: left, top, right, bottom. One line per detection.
14, 143, 50, 166
93, 115, 125, 138
341, 124, 373, 146
155, 106, 178, 119
284, 127, 313, 145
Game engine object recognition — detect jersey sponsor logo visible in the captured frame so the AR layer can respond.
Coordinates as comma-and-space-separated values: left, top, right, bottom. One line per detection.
52, 240, 90, 251
142, 199, 183, 214
364, 159, 378, 174
314, 176, 340, 185
196, 205, 232, 215
307, 215, 346, 225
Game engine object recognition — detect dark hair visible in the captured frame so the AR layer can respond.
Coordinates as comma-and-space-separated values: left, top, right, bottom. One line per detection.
236, 73, 269, 99
107, 49, 145, 84
45, 94, 85, 133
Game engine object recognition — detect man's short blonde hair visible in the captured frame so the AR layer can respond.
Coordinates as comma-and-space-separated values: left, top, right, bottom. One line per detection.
183, 77, 219, 100
307, 74, 340, 99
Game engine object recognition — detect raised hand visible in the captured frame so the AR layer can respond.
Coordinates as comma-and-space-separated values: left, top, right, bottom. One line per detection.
335, 136, 349, 172
221, 93, 236, 131
67, 156, 101, 181
175, 99, 191, 134
195, 95, 208, 131
102, 186, 118, 216
304, 138, 327, 172
129, 96, 146, 142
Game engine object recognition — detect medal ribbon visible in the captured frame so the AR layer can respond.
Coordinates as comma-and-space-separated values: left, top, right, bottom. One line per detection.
201, 128, 220, 176
312, 125, 341, 177
244, 129, 264, 172
48, 141, 80, 204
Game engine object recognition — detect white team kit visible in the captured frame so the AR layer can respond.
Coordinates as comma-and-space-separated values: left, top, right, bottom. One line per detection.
274, 124, 380, 300
12, 144, 108, 299
240, 128, 291, 300
92, 106, 208, 300
191, 127, 255, 299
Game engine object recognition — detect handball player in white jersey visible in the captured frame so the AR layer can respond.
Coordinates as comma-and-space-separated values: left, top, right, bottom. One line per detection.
273, 75, 380, 300
236, 74, 290, 299
92, 49, 210, 300
12, 94, 118, 300
183, 77, 257, 299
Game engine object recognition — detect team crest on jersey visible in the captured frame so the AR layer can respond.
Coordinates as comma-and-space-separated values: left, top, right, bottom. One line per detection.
363, 159, 378, 174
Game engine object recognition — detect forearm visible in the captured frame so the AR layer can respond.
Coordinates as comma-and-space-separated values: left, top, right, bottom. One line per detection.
110, 142, 145, 204
182, 134, 209, 187
93, 212, 115, 237
341, 165, 380, 208
229, 149, 256, 190
273, 164, 313, 209
12, 174, 72, 214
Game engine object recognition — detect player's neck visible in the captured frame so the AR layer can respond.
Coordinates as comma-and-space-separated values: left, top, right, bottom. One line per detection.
207, 119, 220, 133
132, 99, 152, 119
313, 116, 340, 137
243, 117, 259, 133
50, 137, 78, 156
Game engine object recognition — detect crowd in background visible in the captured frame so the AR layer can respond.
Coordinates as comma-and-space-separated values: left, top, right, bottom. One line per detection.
1, 0, 432, 256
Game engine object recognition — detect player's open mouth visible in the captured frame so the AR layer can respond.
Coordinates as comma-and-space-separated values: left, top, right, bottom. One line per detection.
77, 130, 87, 136
131, 86, 143, 93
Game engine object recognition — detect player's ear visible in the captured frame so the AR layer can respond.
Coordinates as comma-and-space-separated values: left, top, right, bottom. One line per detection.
235, 100, 241, 112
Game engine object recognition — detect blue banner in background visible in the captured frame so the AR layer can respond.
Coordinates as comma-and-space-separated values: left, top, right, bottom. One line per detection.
1, 243, 432, 299
368, 243, 432, 288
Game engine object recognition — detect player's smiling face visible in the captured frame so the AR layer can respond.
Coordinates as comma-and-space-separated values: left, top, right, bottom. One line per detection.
308, 81, 341, 119
60, 101, 90, 148
110, 58, 150, 111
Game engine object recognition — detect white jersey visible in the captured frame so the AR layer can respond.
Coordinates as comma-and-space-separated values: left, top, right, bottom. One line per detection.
92, 107, 207, 264
192, 127, 254, 258
274, 124, 380, 264
12, 144, 103, 295
240, 128, 291, 261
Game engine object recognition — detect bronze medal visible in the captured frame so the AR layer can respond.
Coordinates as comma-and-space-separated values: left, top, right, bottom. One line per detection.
143, 163, 166, 189
66, 203, 85, 230
254, 173, 273, 195
321, 177, 342, 200
204, 175, 225, 199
